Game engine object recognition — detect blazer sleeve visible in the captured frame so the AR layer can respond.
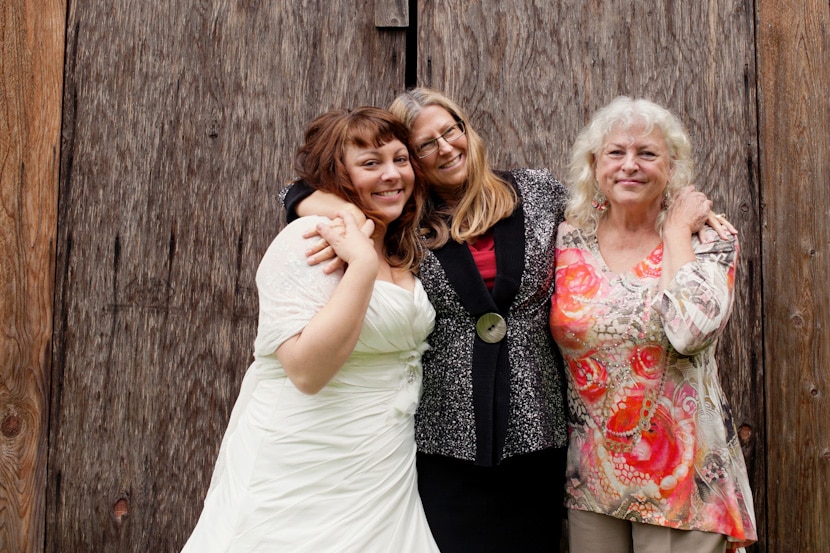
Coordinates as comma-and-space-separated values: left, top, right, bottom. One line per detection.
279, 179, 316, 223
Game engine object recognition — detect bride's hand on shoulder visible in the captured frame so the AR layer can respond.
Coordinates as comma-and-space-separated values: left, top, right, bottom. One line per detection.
315, 212, 377, 274
303, 203, 369, 273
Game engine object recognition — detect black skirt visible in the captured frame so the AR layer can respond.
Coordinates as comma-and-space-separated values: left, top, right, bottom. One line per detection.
417, 446, 567, 553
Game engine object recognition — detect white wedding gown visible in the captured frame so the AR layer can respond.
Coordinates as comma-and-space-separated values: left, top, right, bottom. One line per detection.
182, 217, 439, 552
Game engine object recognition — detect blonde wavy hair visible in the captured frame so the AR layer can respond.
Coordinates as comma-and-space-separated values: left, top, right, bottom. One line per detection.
389, 88, 518, 248
566, 96, 694, 236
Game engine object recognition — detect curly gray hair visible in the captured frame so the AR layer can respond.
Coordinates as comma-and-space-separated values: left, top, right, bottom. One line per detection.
565, 96, 694, 236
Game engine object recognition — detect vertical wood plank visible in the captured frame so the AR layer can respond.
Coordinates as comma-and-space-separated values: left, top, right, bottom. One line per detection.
758, 1, 830, 551
418, 1, 764, 550
49, 1, 406, 551
375, 0, 409, 28
0, 0, 64, 552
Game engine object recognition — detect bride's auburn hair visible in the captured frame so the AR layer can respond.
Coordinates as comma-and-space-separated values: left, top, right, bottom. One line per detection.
293, 106, 427, 272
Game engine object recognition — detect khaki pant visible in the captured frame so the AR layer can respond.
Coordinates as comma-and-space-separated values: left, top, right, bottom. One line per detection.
568, 509, 727, 553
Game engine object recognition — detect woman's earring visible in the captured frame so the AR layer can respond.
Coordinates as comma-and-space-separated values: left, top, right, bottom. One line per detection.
661, 189, 671, 210
591, 190, 608, 212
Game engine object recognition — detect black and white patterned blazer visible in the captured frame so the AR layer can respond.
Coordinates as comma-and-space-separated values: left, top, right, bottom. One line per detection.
415, 168, 568, 466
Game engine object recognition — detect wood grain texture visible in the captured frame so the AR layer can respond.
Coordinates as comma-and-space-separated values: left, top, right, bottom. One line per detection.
0, 0, 64, 552
758, 0, 830, 551
49, 1, 406, 551
375, 0, 408, 28
18, 0, 825, 551
419, 1, 764, 550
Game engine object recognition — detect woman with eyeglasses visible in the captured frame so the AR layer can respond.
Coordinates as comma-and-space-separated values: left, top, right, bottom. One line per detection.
281, 88, 734, 552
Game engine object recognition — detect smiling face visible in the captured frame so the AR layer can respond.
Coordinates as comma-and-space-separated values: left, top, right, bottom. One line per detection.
343, 138, 415, 225
595, 124, 674, 213
410, 105, 469, 193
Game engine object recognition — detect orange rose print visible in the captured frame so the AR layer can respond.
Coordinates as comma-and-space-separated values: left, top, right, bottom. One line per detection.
567, 354, 608, 404
551, 248, 605, 349
629, 344, 664, 380
633, 243, 663, 278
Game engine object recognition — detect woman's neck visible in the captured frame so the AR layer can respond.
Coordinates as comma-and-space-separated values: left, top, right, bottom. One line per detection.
596, 213, 662, 274
602, 203, 662, 234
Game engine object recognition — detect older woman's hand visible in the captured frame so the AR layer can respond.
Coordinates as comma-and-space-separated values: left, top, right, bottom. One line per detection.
705, 211, 738, 241
666, 185, 711, 235
667, 186, 738, 243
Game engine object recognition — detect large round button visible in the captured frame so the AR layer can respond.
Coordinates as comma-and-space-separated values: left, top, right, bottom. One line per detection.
476, 312, 507, 343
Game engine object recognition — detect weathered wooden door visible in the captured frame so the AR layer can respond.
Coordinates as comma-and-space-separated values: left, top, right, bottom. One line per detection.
5, 0, 819, 552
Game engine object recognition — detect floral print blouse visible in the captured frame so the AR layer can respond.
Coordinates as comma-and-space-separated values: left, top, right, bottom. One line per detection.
549, 222, 756, 548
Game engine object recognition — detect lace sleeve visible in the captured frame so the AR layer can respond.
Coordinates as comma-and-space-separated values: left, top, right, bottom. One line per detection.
253, 216, 342, 356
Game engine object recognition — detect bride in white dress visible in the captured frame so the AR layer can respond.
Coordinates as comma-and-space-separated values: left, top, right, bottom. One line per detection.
182, 107, 439, 553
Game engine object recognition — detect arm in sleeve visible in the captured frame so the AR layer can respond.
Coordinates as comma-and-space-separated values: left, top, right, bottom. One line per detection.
653, 230, 739, 355
254, 217, 373, 387
254, 217, 337, 356
279, 179, 316, 223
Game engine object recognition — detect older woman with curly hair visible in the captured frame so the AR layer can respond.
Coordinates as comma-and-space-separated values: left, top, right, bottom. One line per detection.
549, 97, 756, 553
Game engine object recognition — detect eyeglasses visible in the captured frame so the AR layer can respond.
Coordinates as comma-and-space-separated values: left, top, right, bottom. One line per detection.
415, 121, 466, 159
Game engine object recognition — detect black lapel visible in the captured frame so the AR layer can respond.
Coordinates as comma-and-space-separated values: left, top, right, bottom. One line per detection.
431, 172, 526, 316
490, 197, 525, 312
432, 239, 498, 315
